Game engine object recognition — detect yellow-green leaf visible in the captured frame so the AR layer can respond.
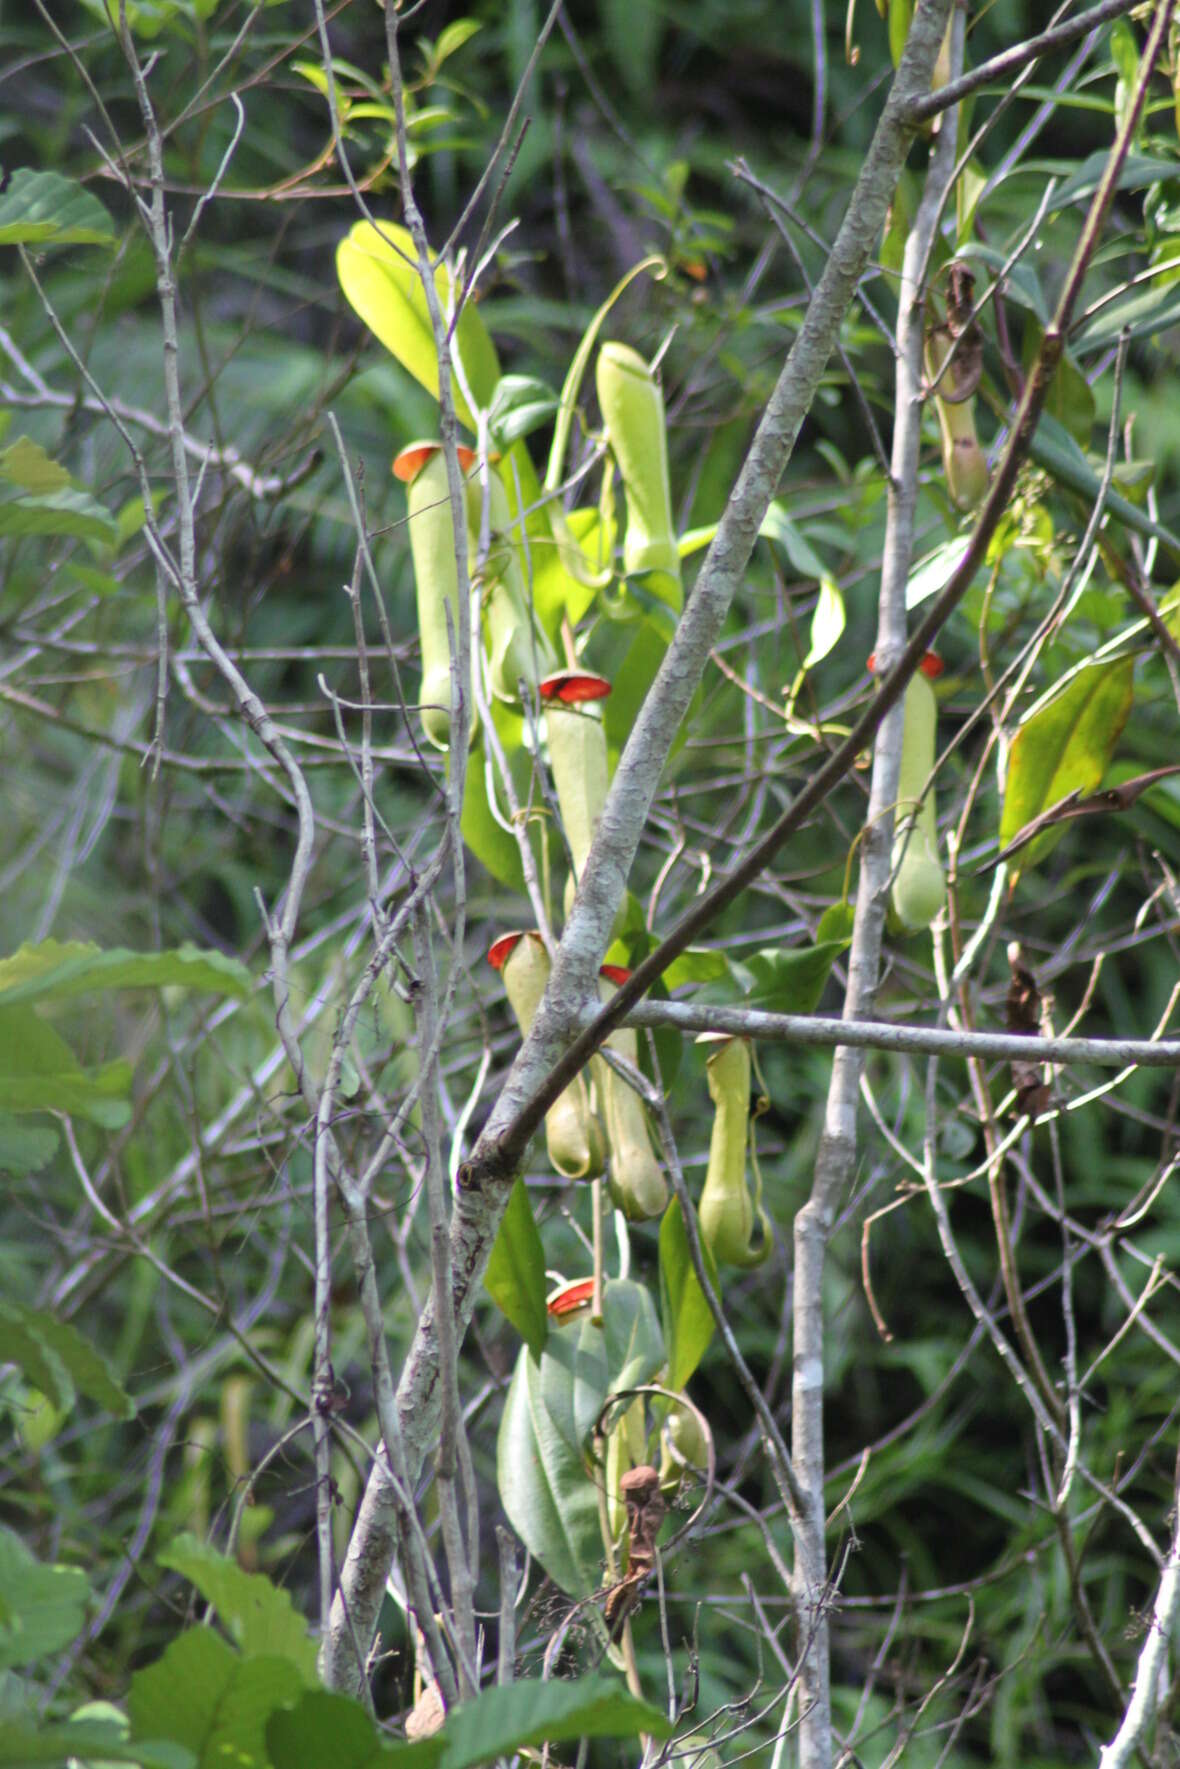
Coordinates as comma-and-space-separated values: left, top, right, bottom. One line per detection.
999, 659, 1135, 866
336, 219, 500, 430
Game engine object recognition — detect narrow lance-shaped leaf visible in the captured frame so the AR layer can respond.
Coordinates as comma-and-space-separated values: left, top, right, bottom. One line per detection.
484, 1178, 549, 1358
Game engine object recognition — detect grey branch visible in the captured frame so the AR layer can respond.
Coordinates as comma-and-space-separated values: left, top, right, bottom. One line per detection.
610, 998, 1180, 1072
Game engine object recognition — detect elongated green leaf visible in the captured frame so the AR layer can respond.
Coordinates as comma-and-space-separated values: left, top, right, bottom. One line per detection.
801, 576, 846, 669
1048, 150, 1179, 212
0, 488, 118, 545
496, 1345, 603, 1598
156, 1537, 318, 1681
659, 1199, 715, 1390
0, 1528, 89, 1670
906, 535, 974, 610
1076, 281, 1180, 352
0, 1007, 132, 1127
0, 169, 115, 247
999, 658, 1135, 866
484, 1179, 548, 1357
0, 940, 251, 1008
437, 1675, 671, 1767
758, 502, 828, 581
336, 219, 500, 430
1027, 418, 1180, 561
603, 618, 667, 759
602, 1277, 665, 1399
432, 18, 483, 67
0, 1300, 134, 1419
680, 502, 828, 579
458, 734, 527, 894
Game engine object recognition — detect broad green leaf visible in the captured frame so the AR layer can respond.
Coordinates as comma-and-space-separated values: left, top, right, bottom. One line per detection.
0, 488, 118, 545
437, 1675, 672, 1767
540, 1278, 663, 1455
265, 1675, 668, 1769
127, 1629, 238, 1755
662, 947, 730, 990
0, 169, 115, 248
0, 1304, 74, 1415
0, 1007, 132, 1128
734, 939, 850, 1015
801, 576, 846, 670
817, 900, 856, 943
0, 1713, 191, 1768
266, 1691, 430, 1769
0, 437, 72, 494
0, 1114, 58, 1175
336, 219, 500, 430
156, 1536, 318, 1681
671, 936, 849, 1017
202, 1656, 307, 1769
601, 1276, 665, 1399
659, 1199, 715, 1390
0, 1300, 134, 1419
496, 1344, 603, 1598
129, 1630, 304, 1769
432, 18, 483, 67
0, 940, 251, 1008
0, 1528, 89, 1670
999, 658, 1135, 866
484, 1179, 549, 1358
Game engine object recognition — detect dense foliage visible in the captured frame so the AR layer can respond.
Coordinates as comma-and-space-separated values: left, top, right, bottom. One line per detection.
4, 3, 1180, 1766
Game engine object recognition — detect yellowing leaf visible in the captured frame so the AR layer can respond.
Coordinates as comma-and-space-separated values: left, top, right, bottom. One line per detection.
336, 219, 500, 430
